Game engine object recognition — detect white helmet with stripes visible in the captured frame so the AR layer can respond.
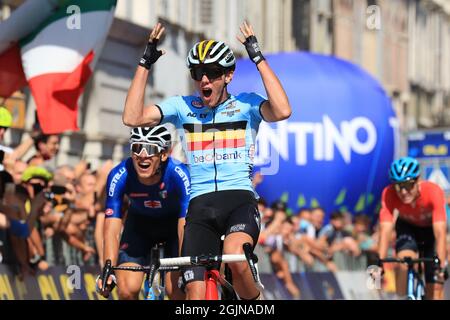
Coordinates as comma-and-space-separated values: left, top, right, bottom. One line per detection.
129, 125, 171, 150
187, 40, 236, 69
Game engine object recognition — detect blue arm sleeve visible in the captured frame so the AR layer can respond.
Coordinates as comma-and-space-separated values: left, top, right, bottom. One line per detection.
104, 164, 128, 219
170, 163, 191, 218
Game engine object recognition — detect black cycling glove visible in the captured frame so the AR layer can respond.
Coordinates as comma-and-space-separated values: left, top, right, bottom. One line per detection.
139, 40, 163, 70
243, 35, 265, 65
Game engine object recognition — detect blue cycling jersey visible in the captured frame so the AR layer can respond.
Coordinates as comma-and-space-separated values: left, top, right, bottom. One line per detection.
104, 157, 191, 219
158, 92, 267, 200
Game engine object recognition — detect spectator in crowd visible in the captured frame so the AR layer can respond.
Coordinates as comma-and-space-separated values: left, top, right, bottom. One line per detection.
341, 210, 354, 234
318, 211, 361, 262
353, 214, 377, 251
5, 166, 54, 276
259, 201, 301, 298
0, 107, 35, 174
311, 207, 325, 237
18, 166, 55, 271
50, 168, 96, 262
27, 133, 60, 169
289, 208, 318, 267
11, 160, 28, 185
285, 211, 315, 267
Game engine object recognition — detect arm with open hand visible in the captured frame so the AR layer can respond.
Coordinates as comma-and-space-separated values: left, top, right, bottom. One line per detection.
237, 21, 292, 122
123, 23, 167, 127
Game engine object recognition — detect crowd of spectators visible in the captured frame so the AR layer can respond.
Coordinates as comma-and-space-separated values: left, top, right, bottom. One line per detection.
0, 107, 113, 279
255, 198, 385, 297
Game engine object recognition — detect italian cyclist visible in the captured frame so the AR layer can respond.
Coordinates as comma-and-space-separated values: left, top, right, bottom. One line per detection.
96, 125, 190, 300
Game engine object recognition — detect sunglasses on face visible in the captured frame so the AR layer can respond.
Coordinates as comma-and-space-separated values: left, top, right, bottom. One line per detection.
130, 143, 162, 157
394, 179, 417, 192
190, 66, 225, 81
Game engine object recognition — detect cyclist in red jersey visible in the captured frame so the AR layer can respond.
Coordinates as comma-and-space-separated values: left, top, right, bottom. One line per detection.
378, 157, 448, 299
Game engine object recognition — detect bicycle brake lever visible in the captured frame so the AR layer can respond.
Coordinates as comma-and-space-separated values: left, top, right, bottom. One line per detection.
100, 259, 113, 295
243, 243, 265, 291
148, 246, 161, 289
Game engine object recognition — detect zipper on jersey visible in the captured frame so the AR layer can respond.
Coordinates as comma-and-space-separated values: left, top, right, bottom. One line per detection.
212, 107, 218, 192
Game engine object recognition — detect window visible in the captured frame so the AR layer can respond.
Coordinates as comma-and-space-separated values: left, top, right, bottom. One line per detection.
200, 0, 213, 25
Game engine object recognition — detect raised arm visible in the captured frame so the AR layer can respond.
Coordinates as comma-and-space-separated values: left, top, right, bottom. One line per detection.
123, 23, 166, 127
237, 21, 291, 122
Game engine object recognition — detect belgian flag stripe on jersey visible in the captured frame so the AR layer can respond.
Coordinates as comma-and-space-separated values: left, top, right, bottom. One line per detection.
183, 121, 247, 151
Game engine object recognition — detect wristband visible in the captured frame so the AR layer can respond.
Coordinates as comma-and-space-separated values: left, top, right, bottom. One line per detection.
139, 41, 163, 69
243, 35, 265, 65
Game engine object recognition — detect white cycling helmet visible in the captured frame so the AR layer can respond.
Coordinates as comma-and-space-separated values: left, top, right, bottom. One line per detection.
186, 40, 236, 69
129, 125, 171, 150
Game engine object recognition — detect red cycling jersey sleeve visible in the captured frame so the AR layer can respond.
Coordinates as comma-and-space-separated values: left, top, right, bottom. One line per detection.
379, 181, 447, 227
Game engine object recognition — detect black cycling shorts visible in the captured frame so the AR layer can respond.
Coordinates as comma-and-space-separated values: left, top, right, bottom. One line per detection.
118, 212, 179, 266
180, 190, 261, 284
395, 218, 436, 283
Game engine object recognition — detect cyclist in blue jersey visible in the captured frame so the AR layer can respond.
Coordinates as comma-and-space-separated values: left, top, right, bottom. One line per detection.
123, 21, 291, 300
96, 125, 190, 300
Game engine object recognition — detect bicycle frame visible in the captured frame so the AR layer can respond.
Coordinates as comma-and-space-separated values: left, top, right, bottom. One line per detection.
205, 269, 221, 300
406, 265, 425, 300
379, 256, 439, 300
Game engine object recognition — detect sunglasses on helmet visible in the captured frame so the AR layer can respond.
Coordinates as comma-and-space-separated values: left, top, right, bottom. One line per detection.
190, 65, 225, 81
394, 179, 417, 192
130, 143, 162, 157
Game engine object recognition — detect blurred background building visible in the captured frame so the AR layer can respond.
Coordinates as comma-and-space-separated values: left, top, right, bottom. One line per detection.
0, 0, 449, 167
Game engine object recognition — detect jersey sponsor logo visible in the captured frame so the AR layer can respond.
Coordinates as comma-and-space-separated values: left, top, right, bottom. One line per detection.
159, 190, 168, 199
175, 166, 191, 195
229, 223, 246, 233
144, 200, 162, 208
109, 167, 127, 197
187, 112, 208, 118
225, 101, 237, 110
183, 121, 247, 151
220, 109, 241, 117
193, 151, 243, 164
105, 208, 114, 216
129, 192, 149, 197
191, 100, 203, 108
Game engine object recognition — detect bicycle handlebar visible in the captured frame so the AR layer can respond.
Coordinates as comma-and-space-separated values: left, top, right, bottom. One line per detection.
111, 255, 247, 271
379, 256, 440, 265
110, 243, 264, 293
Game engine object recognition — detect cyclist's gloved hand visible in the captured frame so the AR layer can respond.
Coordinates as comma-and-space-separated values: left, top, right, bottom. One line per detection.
435, 261, 449, 283
243, 35, 265, 65
139, 40, 163, 69
139, 23, 165, 70
96, 260, 116, 298
238, 21, 265, 66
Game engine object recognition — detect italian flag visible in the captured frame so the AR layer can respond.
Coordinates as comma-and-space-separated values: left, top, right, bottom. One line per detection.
0, 0, 116, 134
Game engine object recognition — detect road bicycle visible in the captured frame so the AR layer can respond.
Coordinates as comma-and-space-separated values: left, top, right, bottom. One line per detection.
379, 256, 440, 300
104, 242, 264, 300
